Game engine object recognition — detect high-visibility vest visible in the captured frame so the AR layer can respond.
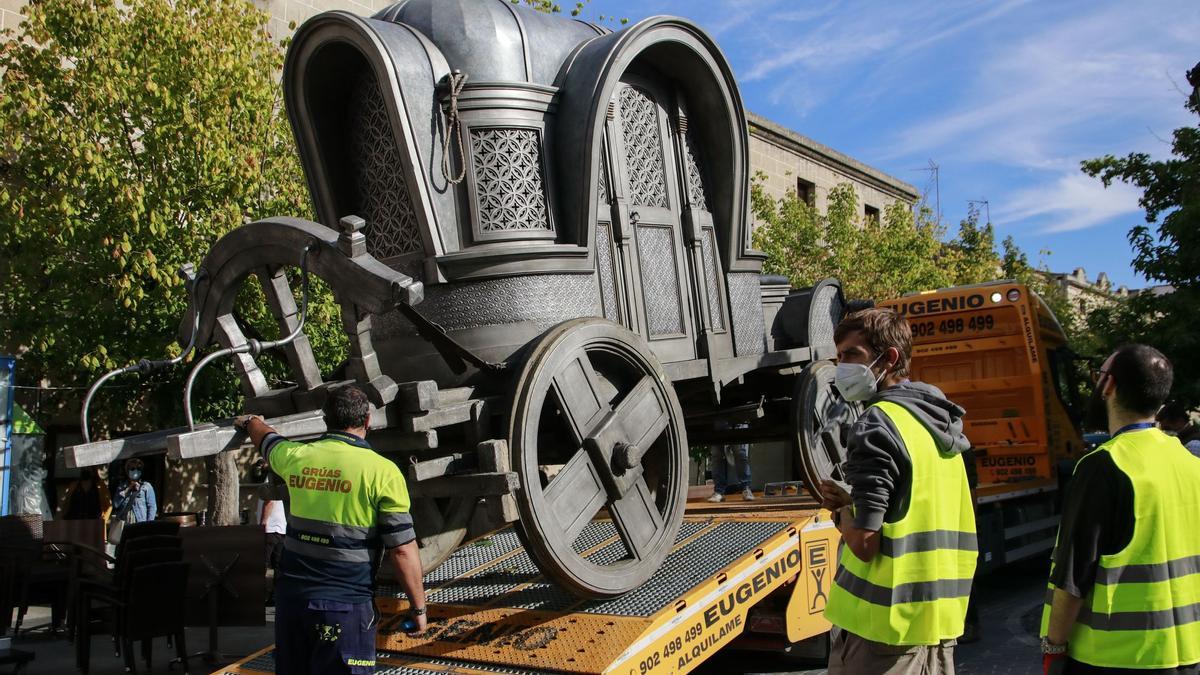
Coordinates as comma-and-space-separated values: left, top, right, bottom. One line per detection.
268, 432, 414, 571
1040, 428, 1200, 669
825, 400, 978, 645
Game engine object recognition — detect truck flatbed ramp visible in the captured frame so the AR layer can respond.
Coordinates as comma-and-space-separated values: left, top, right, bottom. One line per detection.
217, 501, 837, 675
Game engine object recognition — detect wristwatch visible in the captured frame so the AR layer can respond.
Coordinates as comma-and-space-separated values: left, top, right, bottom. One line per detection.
411, 607, 426, 616
1040, 636, 1068, 654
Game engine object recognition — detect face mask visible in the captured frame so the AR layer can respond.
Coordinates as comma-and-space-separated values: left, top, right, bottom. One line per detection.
835, 352, 887, 402
128, 469, 142, 481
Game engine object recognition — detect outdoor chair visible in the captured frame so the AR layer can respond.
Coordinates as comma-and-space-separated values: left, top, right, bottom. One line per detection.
74, 546, 185, 673
0, 514, 71, 635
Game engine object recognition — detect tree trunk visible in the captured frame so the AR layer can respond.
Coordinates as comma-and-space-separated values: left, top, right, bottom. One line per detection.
205, 453, 241, 526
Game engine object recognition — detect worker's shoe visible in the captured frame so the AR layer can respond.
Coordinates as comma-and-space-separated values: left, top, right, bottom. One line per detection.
706, 491, 724, 503
742, 487, 756, 501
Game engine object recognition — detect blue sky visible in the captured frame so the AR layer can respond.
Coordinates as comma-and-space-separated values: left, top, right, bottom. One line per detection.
586, 0, 1198, 290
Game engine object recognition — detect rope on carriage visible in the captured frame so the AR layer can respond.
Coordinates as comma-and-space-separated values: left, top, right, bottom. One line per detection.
441, 70, 469, 185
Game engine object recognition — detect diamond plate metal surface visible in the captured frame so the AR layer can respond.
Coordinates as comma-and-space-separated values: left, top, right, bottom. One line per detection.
373, 274, 601, 336
350, 71, 423, 262
579, 520, 789, 617
728, 272, 766, 356
700, 228, 724, 330
595, 223, 619, 322
237, 650, 275, 672
426, 548, 542, 606
636, 225, 684, 336
378, 654, 547, 674
684, 130, 709, 211
618, 86, 669, 209
470, 128, 552, 233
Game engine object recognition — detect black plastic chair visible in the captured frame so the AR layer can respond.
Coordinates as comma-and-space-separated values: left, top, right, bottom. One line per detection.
74, 546, 184, 673
118, 561, 190, 674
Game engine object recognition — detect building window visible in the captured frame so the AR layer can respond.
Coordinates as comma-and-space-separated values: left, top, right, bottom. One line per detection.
796, 178, 815, 207
864, 204, 880, 222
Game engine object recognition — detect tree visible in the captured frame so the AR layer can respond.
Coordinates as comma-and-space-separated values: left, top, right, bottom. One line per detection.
751, 178, 998, 301
0, 0, 346, 523
946, 205, 1001, 285
1078, 64, 1200, 405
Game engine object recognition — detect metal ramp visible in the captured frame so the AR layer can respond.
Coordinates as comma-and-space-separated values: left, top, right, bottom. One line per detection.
216, 502, 837, 675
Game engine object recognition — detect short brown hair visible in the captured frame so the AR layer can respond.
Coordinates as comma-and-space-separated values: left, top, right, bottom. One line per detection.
834, 308, 912, 378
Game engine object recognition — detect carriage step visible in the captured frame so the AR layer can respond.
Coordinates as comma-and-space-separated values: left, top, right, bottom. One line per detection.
398, 380, 476, 413
402, 398, 485, 433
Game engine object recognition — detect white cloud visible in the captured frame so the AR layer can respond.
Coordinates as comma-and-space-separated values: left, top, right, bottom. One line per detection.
995, 171, 1143, 233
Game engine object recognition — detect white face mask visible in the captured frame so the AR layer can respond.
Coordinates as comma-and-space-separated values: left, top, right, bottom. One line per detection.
834, 352, 887, 402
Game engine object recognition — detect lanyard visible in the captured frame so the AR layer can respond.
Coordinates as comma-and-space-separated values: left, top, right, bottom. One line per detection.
1113, 422, 1155, 438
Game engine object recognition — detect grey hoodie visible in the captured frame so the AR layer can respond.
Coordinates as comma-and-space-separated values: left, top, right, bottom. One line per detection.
844, 380, 971, 531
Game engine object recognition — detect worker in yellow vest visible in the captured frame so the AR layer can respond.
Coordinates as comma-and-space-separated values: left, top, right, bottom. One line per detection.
237, 384, 427, 675
1041, 344, 1200, 674
819, 308, 977, 674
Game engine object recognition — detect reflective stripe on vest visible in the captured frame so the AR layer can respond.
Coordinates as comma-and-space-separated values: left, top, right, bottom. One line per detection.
1040, 429, 1200, 669
825, 400, 978, 646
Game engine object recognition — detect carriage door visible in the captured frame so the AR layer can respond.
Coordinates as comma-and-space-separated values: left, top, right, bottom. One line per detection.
607, 75, 697, 363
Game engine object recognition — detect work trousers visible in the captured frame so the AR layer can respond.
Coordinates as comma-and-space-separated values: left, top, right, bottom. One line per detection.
274, 595, 377, 675
828, 628, 956, 675
710, 444, 751, 493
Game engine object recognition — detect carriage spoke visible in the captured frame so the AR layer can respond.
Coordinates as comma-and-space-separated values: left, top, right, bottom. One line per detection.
610, 476, 665, 561
544, 450, 610, 545
550, 353, 611, 446
610, 376, 671, 454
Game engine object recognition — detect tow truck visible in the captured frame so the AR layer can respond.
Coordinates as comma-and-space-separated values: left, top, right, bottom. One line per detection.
879, 280, 1086, 572
219, 492, 838, 675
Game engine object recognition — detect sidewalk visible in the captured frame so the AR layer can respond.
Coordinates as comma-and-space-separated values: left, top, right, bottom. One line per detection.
6, 606, 276, 675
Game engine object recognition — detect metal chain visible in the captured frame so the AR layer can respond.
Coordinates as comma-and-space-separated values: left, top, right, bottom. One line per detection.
440, 70, 468, 185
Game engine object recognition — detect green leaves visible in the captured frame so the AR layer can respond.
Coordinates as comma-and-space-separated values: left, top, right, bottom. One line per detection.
0, 0, 339, 432
1079, 68, 1200, 405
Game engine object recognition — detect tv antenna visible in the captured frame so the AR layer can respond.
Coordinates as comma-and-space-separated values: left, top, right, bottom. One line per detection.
910, 159, 941, 225
967, 199, 990, 224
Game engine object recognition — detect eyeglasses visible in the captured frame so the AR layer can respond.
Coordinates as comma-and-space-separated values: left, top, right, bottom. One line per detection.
1091, 368, 1110, 385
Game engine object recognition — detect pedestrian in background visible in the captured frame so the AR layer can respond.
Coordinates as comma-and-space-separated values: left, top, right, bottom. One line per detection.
253, 458, 287, 606
59, 467, 112, 524
110, 458, 156, 542
1155, 401, 1200, 458
820, 308, 976, 675
707, 421, 755, 502
1041, 345, 1200, 674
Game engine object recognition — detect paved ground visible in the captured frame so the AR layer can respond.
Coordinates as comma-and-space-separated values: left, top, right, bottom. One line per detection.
7, 564, 1049, 674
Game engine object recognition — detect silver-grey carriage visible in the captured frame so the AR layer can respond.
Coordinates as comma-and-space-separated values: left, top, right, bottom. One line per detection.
68, 0, 853, 598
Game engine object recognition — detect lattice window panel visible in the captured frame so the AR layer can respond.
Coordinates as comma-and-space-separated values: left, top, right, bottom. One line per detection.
683, 128, 710, 211
469, 128, 552, 233
596, 222, 619, 322
598, 144, 611, 205
349, 71, 423, 260
700, 227, 724, 330
618, 86, 669, 209
636, 225, 684, 336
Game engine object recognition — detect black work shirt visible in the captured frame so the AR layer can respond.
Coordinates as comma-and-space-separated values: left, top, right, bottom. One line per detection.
1050, 449, 1135, 596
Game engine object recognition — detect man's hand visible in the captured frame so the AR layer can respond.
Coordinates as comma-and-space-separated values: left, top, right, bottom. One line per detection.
234, 414, 263, 431
408, 609, 428, 634
818, 479, 852, 511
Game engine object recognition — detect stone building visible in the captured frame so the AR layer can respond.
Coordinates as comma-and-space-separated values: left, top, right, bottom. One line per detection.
748, 112, 919, 219
1042, 268, 1131, 317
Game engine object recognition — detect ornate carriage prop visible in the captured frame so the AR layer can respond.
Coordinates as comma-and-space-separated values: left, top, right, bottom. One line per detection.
67, 0, 856, 598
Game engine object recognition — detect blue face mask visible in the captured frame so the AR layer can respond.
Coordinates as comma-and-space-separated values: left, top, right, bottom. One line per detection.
128, 469, 142, 481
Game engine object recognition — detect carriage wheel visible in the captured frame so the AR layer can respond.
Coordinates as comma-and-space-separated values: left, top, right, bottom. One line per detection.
791, 359, 863, 499
410, 496, 473, 572
508, 319, 688, 598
